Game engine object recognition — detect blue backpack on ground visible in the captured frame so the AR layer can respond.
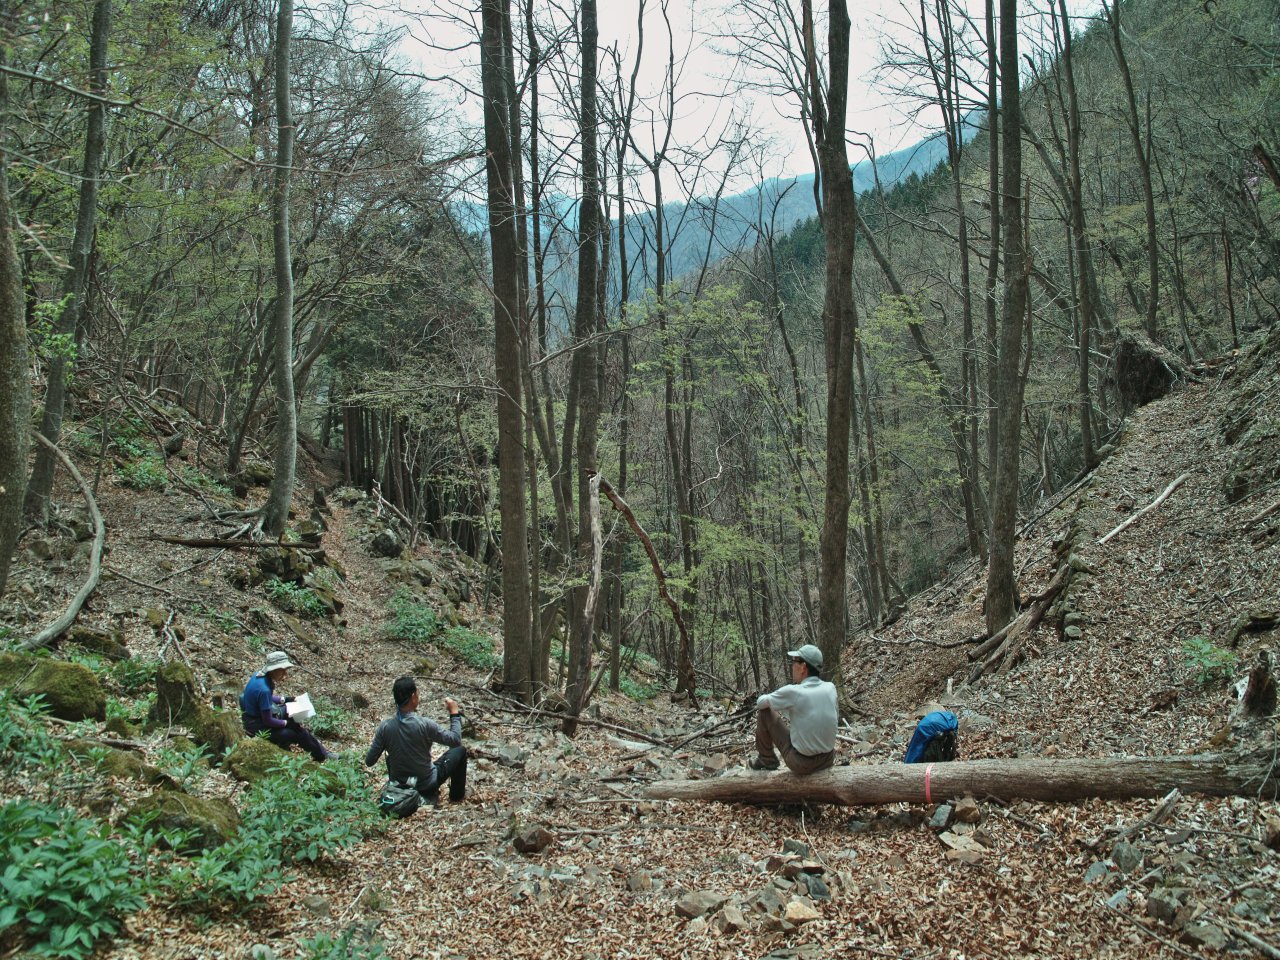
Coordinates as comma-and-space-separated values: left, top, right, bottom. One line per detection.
904, 710, 959, 763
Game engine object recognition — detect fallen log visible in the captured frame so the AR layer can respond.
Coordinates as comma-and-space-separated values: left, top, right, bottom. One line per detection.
644, 753, 1278, 806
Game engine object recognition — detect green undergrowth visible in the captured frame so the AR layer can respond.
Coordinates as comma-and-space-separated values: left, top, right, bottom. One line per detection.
388, 592, 499, 670
0, 690, 381, 958
266, 578, 327, 619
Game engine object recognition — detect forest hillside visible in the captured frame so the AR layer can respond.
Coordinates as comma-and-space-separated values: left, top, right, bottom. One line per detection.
0, 314, 1276, 960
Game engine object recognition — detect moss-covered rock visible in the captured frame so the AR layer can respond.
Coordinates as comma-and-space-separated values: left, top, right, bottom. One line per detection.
147, 660, 244, 758
224, 736, 288, 783
67, 625, 130, 660
191, 706, 243, 757
0, 653, 106, 721
126, 790, 240, 852
103, 715, 139, 739
150, 660, 200, 726
66, 739, 165, 784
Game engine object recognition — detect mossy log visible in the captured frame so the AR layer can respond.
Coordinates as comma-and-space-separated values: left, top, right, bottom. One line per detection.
645, 753, 1278, 806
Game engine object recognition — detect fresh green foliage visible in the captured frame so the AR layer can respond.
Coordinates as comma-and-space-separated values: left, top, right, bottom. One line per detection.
389, 593, 498, 669
106, 657, 158, 693
299, 926, 388, 960
440, 626, 500, 671
308, 695, 355, 740
0, 801, 147, 959
0, 693, 62, 772
266, 578, 327, 619
161, 754, 376, 909
1182, 636, 1237, 687
28, 296, 77, 367
178, 465, 231, 496
388, 591, 440, 645
117, 457, 168, 491
154, 744, 211, 790
618, 677, 659, 702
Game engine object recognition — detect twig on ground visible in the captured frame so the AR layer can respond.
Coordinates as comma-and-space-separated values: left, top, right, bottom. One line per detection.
1100, 901, 1200, 958
1223, 923, 1280, 960
1098, 473, 1190, 544
22, 432, 106, 651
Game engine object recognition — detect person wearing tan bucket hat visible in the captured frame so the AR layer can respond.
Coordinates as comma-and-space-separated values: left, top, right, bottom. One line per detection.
748, 643, 837, 774
239, 650, 335, 761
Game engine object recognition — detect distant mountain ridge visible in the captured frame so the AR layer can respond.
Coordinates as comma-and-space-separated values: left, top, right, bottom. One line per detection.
457, 112, 983, 308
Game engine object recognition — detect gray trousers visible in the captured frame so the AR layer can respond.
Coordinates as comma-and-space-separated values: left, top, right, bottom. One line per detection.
755, 707, 835, 774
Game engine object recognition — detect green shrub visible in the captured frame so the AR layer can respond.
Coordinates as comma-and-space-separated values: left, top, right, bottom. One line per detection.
154, 744, 211, 790
1182, 636, 1236, 686
440, 626, 500, 671
266, 578, 326, 619
388, 592, 440, 644
0, 801, 148, 959
0, 693, 62, 772
107, 657, 157, 693
117, 457, 168, 491
619, 676, 659, 702
388, 594, 497, 669
308, 696, 354, 740
160, 754, 375, 909
178, 466, 230, 496
300, 926, 387, 960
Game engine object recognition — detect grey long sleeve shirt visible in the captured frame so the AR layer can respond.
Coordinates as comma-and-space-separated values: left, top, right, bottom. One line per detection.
756, 676, 838, 756
365, 710, 462, 791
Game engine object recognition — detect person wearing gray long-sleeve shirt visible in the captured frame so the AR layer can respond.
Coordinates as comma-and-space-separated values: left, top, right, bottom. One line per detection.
365, 676, 468, 802
750, 644, 837, 774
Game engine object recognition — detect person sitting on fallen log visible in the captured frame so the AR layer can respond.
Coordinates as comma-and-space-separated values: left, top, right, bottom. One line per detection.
749, 644, 837, 773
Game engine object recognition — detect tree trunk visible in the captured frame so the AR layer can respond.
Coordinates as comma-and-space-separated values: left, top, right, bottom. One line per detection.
985, 0, 1030, 637
645, 753, 1279, 806
564, 0, 602, 735
481, 0, 534, 704
0, 9, 30, 599
261, 0, 297, 537
25, 0, 112, 525
805, 0, 857, 694
1106, 0, 1159, 339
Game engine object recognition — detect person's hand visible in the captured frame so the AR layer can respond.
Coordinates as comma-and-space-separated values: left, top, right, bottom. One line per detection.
445, 697, 460, 716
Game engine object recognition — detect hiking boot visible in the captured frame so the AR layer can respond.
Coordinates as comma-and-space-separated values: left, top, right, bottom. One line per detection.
748, 755, 780, 771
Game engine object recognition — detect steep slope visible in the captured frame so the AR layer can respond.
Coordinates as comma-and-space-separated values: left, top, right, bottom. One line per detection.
2, 334, 1277, 960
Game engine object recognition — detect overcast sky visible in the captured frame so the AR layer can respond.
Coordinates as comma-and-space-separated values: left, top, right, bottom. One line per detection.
383, 0, 1104, 194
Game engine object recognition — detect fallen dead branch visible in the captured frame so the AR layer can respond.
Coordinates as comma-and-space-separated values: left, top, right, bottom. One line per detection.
968, 562, 1071, 680
596, 474, 692, 692
1097, 472, 1189, 544
21, 433, 105, 651
644, 752, 1279, 806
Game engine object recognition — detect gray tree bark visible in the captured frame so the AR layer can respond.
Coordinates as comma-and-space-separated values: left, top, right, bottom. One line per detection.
0, 5, 30, 598
804, 0, 858, 692
646, 753, 1279, 806
261, 0, 297, 536
25, 0, 112, 525
984, 0, 1030, 636
482, 0, 534, 703
564, 0, 602, 735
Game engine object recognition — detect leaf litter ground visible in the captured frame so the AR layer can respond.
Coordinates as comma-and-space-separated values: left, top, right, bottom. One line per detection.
2, 356, 1278, 960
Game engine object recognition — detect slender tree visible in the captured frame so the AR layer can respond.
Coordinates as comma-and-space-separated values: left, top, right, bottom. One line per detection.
261, 0, 297, 536
802, 0, 858, 692
985, 0, 1031, 636
481, 0, 534, 703
0, 1, 30, 598
25, 0, 112, 525
564, 0, 602, 733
